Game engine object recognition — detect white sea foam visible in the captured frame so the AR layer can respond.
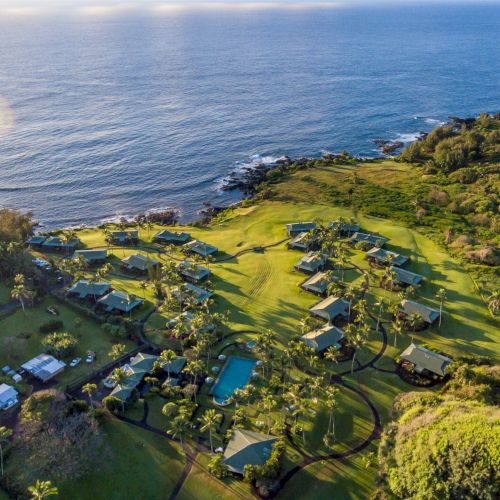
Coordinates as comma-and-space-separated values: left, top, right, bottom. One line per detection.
394, 132, 423, 143
424, 117, 446, 126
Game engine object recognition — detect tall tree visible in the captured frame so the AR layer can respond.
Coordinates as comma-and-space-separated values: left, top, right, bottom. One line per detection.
435, 288, 446, 327
0, 426, 12, 477
27, 480, 59, 499
82, 383, 97, 410
198, 409, 222, 453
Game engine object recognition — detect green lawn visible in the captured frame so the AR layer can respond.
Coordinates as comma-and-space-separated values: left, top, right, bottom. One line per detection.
0, 281, 11, 305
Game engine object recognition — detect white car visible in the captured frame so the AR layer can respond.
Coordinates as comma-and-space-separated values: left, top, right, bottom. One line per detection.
70, 357, 81, 368
85, 353, 96, 364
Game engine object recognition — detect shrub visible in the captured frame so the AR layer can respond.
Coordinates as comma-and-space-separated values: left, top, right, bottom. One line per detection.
39, 319, 64, 334
42, 331, 78, 357
449, 168, 478, 184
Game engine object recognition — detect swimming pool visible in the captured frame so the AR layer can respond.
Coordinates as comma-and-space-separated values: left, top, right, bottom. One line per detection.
211, 356, 256, 405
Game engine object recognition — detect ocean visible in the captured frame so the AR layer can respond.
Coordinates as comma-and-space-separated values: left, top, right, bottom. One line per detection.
0, 4, 498, 229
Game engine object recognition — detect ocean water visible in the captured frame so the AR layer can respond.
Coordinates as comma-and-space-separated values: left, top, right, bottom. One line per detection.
0, 4, 498, 229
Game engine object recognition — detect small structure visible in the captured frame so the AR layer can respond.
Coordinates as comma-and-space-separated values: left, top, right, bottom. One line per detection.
223, 429, 278, 475
25, 235, 46, 248
178, 261, 211, 282
399, 299, 439, 324
350, 232, 388, 248
328, 221, 360, 236
109, 230, 139, 245
154, 230, 191, 244
310, 296, 349, 322
21, 354, 65, 382
74, 249, 107, 265
173, 283, 213, 305
160, 356, 187, 377
301, 272, 334, 296
295, 252, 328, 274
184, 240, 218, 257
400, 343, 451, 377
0, 383, 19, 410
285, 222, 316, 237
121, 253, 158, 273
42, 236, 80, 252
67, 280, 111, 300
390, 266, 423, 287
97, 290, 143, 314
365, 247, 409, 267
301, 324, 344, 352
288, 232, 313, 251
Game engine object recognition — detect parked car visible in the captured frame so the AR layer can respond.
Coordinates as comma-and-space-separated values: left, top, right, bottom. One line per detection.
103, 377, 116, 389
70, 357, 81, 368
85, 352, 96, 364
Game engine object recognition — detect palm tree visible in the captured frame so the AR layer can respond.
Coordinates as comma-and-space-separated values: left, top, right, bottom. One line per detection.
383, 268, 397, 291
0, 426, 12, 477
108, 343, 126, 365
159, 349, 177, 380
11, 282, 29, 314
139, 281, 148, 299
259, 394, 277, 434
488, 290, 500, 315
27, 480, 58, 499
183, 360, 204, 386
435, 288, 446, 327
392, 318, 403, 347
109, 368, 127, 412
324, 386, 339, 438
168, 415, 189, 447
374, 297, 387, 332
344, 285, 356, 319
82, 383, 97, 409
324, 346, 341, 378
198, 409, 222, 453
348, 332, 366, 376
408, 313, 422, 334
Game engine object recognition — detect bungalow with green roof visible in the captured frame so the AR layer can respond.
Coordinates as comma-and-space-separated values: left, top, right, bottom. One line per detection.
74, 249, 107, 265
295, 252, 328, 274
328, 221, 360, 236
222, 429, 278, 475
121, 253, 158, 273
300, 272, 335, 296
97, 290, 143, 315
154, 230, 191, 244
109, 230, 139, 245
178, 261, 211, 282
310, 296, 349, 323
350, 232, 388, 248
365, 247, 409, 267
184, 240, 218, 257
285, 222, 316, 237
390, 266, 423, 287
399, 299, 439, 324
301, 324, 344, 352
161, 356, 187, 377
400, 343, 451, 377
173, 283, 213, 305
42, 236, 80, 253
288, 232, 314, 251
67, 280, 111, 300
25, 235, 47, 248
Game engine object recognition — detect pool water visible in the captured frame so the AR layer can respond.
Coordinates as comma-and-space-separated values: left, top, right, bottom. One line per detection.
211, 356, 256, 405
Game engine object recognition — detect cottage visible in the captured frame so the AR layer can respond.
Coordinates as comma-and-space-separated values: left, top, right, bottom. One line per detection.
400, 299, 439, 324
301, 324, 344, 352
301, 272, 334, 296
310, 296, 349, 322
173, 283, 213, 305
109, 230, 139, 245
365, 247, 409, 267
67, 280, 111, 300
25, 235, 46, 248
21, 354, 65, 382
154, 230, 191, 244
0, 383, 19, 410
295, 252, 328, 274
223, 429, 278, 475
184, 240, 218, 257
161, 356, 187, 377
400, 343, 451, 377
288, 232, 314, 251
121, 253, 158, 273
74, 249, 108, 265
42, 236, 80, 252
178, 261, 211, 282
390, 266, 423, 287
328, 221, 360, 235
285, 222, 316, 237
97, 290, 143, 314
350, 232, 388, 247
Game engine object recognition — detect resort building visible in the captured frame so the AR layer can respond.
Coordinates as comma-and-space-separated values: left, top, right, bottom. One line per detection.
390, 266, 423, 287
288, 232, 314, 251
350, 232, 388, 247
161, 356, 187, 377
21, 354, 66, 383
97, 290, 143, 315
25, 235, 47, 248
223, 429, 278, 475
67, 280, 111, 300
121, 253, 158, 273
295, 252, 328, 274
300, 272, 334, 296
328, 221, 360, 235
74, 249, 107, 265
400, 343, 451, 377
184, 240, 218, 257
178, 261, 211, 282
399, 299, 439, 324
285, 222, 316, 237
173, 283, 213, 305
301, 324, 344, 352
310, 296, 350, 322
42, 236, 80, 252
154, 230, 191, 244
109, 230, 139, 245
0, 383, 19, 410
365, 247, 409, 267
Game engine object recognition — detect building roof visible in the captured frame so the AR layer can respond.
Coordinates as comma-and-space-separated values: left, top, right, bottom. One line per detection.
98, 291, 143, 313
174, 283, 213, 304
350, 232, 388, 247
185, 240, 218, 257
400, 299, 439, 324
43, 236, 80, 248
285, 222, 316, 234
129, 352, 158, 373
154, 230, 191, 243
121, 253, 158, 271
301, 272, 333, 294
390, 266, 423, 286
67, 280, 111, 299
223, 429, 278, 474
329, 221, 360, 234
400, 343, 451, 376
301, 325, 344, 352
21, 354, 66, 382
26, 235, 46, 245
0, 383, 18, 404
179, 261, 211, 281
296, 252, 328, 272
110, 230, 138, 241
74, 249, 108, 262
161, 356, 187, 375
310, 296, 349, 321
289, 232, 313, 250
366, 247, 409, 266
